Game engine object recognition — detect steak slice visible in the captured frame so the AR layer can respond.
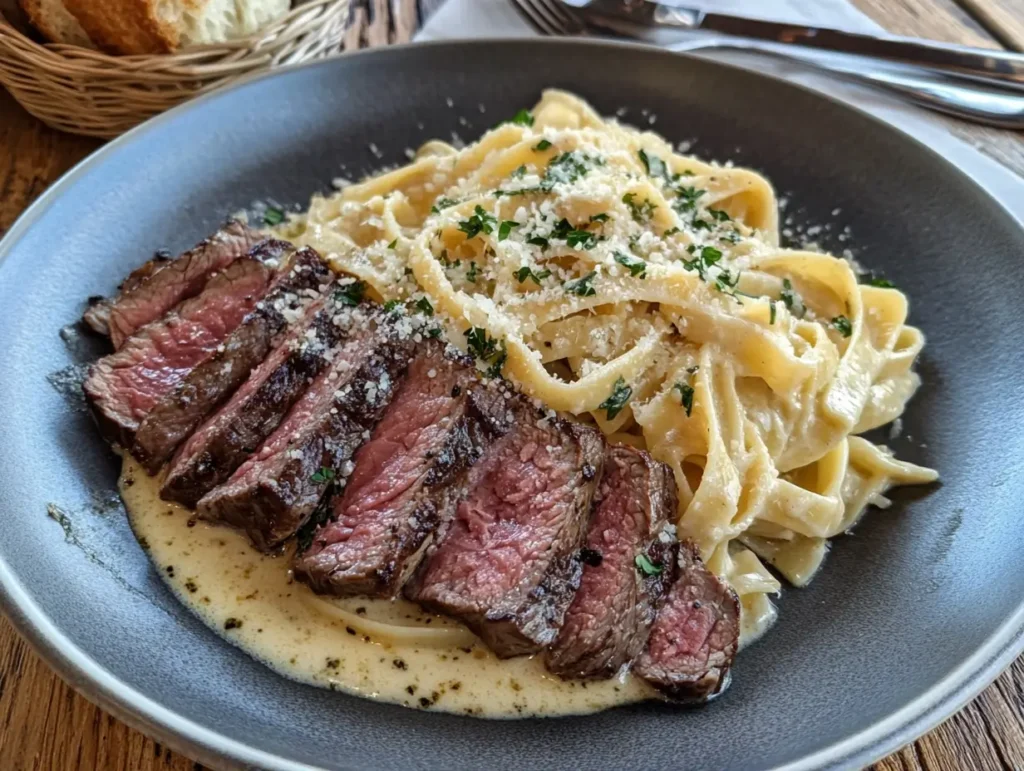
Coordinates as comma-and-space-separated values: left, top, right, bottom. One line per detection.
131, 245, 331, 472
293, 342, 481, 598
104, 220, 259, 349
547, 445, 679, 680
406, 389, 605, 658
83, 258, 271, 452
83, 250, 171, 336
634, 542, 740, 703
195, 308, 415, 551
161, 290, 340, 508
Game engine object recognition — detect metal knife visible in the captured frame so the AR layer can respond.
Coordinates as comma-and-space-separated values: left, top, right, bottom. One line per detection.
563, 0, 1024, 89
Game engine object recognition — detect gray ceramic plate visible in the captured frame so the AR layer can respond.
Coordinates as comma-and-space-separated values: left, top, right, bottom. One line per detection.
1, 39, 1023, 771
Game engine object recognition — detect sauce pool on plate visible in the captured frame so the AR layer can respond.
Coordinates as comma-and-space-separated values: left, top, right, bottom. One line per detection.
120, 456, 655, 716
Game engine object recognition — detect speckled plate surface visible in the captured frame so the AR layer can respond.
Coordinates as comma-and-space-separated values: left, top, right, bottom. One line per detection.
1, 39, 1023, 771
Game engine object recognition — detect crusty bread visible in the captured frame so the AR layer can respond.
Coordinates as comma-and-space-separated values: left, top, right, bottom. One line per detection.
17, 0, 95, 47
61, 0, 291, 55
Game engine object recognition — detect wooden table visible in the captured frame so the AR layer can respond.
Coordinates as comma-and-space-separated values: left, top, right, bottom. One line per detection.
2, 0, 1023, 768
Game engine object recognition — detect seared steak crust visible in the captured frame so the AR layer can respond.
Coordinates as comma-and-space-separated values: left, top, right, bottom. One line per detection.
634, 541, 740, 703
407, 387, 605, 658
105, 220, 260, 349
195, 307, 415, 551
83, 258, 271, 451
83, 251, 171, 336
161, 290, 339, 508
132, 245, 331, 472
547, 445, 678, 680
294, 342, 480, 598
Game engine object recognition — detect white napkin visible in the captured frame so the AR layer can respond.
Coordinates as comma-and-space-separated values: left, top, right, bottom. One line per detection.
416, 0, 883, 42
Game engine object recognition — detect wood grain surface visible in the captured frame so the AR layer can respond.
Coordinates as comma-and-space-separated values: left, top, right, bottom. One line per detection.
2, 1, 1024, 769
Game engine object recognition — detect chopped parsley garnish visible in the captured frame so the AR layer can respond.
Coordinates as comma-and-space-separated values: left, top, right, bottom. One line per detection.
514, 266, 551, 285
614, 251, 647, 278
831, 315, 853, 337
387, 238, 398, 249
671, 186, 705, 214
464, 327, 507, 378
495, 151, 601, 196
866, 275, 896, 288
498, 220, 519, 241
589, 213, 609, 223
780, 278, 806, 318
708, 208, 731, 222
511, 164, 527, 179
599, 377, 633, 420
458, 205, 497, 239
567, 230, 598, 249
623, 192, 656, 223
263, 206, 285, 226
427, 326, 443, 339
564, 271, 597, 297
673, 382, 695, 416
635, 553, 663, 576
714, 268, 742, 298
533, 139, 552, 151
681, 245, 722, 282
383, 299, 403, 313
544, 151, 600, 189
334, 281, 366, 307
466, 261, 480, 283
663, 226, 681, 236
691, 217, 712, 231
310, 467, 336, 484
430, 197, 459, 214
506, 108, 534, 127
720, 230, 742, 244
701, 245, 722, 265
638, 149, 669, 181
415, 297, 434, 316
527, 235, 549, 249
769, 301, 777, 325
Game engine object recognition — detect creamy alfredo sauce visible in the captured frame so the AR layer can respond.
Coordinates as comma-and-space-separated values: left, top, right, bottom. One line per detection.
120, 456, 656, 717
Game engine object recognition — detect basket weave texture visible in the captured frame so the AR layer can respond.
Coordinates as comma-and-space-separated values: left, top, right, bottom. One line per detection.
0, 0, 350, 138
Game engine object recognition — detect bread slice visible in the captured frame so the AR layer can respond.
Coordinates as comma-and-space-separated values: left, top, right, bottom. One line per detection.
17, 0, 95, 47
62, 0, 291, 55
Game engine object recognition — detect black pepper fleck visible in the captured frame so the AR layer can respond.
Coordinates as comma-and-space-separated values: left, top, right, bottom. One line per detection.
224, 617, 242, 630
393, 658, 407, 670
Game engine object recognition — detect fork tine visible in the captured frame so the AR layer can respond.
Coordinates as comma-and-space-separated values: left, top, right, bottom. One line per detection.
537, 0, 585, 31
511, 0, 580, 35
510, 0, 564, 35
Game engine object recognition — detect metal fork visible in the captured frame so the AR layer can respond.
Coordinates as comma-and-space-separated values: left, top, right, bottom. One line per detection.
508, 0, 1024, 129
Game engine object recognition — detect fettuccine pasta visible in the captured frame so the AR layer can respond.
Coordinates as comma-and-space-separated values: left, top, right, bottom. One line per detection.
280, 90, 937, 645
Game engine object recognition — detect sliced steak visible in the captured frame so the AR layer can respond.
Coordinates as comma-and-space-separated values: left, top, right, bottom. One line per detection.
104, 220, 259, 349
634, 542, 740, 703
406, 389, 605, 658
293, 342, 481, 598
547, 445, 679, 680
161, 291, 340, 508
83, 258, 271, 451
195, 308, 416, 551
83, 251, 171, 336
131, 245, 331, 472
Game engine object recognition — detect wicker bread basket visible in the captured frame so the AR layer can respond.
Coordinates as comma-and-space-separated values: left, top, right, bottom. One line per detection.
0, 0, 350, 138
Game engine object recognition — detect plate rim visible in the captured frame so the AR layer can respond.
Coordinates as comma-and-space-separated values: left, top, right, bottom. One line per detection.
1, 36, 1023, 771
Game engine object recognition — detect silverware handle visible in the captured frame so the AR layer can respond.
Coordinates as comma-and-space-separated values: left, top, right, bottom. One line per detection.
644, 4, 1024, 86
667, 39, 1024, 130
